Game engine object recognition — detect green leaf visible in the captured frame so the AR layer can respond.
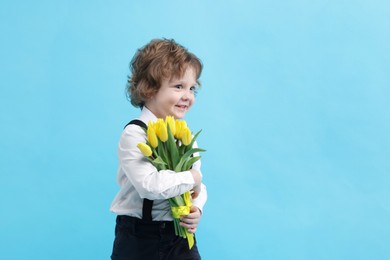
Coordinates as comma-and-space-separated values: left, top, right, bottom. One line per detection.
181, 147, 206, 162
167, 125, 180, 169
157, 138, 169, 166
184, 129, 202, 153
152, 156, 167, 166
174, 148, 205, 172
174, 157, 186, 172
169, 196, 185, 212
149, 156, 166, 170
178, 143, 186, 156
170, 195, 184, 206
183, 156, 201, 171
151, 146, 158, 158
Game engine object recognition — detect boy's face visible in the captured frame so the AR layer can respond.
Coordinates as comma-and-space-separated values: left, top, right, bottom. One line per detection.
145, 66, 197, 119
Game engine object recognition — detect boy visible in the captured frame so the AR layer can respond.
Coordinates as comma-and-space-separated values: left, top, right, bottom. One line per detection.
110, 39, 207, 260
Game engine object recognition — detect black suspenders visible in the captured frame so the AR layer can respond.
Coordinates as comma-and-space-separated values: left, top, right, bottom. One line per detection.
125, 119, 154, 221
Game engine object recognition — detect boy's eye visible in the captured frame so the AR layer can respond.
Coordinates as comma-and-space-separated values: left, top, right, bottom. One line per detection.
174, 85, 183, 89
190, 86, 198, 95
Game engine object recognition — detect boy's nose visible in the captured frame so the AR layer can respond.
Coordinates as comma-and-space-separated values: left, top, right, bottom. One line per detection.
181, 91, 191, 100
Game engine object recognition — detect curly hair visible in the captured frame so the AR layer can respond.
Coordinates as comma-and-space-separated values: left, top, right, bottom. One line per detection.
126, 39, 203, 108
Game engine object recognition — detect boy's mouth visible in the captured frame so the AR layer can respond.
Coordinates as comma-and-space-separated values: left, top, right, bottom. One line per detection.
176, 105, 188, 110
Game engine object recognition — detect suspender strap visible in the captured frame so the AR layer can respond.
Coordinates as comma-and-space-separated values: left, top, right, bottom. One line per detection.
125, 119, 154, 221
142, 199, 154, 221
124, 119, 147, 129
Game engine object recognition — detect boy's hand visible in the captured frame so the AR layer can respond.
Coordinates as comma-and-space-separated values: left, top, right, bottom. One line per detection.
179, 205, 201, 233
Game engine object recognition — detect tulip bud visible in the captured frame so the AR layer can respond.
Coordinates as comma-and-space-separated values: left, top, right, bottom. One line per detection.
137, 143, 152, 157
181, 127, 192, 146
174, 120, 181, 139
175, 120, 187, 139
156, 119, 168, 142
147, 126, 158, 148
165, 116, 176, 136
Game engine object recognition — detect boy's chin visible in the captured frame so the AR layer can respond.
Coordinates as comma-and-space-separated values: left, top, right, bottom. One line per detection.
172, 112, 186, 119
173, 115, 184, 120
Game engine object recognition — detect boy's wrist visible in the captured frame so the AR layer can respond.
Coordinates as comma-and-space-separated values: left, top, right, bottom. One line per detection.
190, 169, 201, 186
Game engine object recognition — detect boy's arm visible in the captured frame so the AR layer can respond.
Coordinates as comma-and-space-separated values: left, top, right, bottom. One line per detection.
119, 125, 196, 200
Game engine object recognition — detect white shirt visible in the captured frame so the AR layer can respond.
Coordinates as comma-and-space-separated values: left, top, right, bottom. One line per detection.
110, 107, 207, 220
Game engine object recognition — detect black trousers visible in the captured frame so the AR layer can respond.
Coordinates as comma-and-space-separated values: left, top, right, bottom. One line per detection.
111, 215, 201, 260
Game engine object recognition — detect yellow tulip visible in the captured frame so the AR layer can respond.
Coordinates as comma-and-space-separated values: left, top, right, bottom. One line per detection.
155, 119, 168, 142
149, 121, 158, 136
165, 116, 176, 136
181, 127, 192, 146
174, 120, 187, 139
174, 120, 181, 139
137, 143, 152, 157
147, 125, 158, 148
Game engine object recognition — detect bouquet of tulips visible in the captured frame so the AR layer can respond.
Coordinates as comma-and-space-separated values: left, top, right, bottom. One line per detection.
137, 116, 205, 249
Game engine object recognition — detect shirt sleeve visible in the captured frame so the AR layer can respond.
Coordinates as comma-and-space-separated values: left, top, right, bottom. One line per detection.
188, 140, 208, 213
118, 125, 195, 200
192, 183, 207, 213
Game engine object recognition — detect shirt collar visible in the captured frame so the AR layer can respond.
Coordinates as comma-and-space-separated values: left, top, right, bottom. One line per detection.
138, 106, 158, 125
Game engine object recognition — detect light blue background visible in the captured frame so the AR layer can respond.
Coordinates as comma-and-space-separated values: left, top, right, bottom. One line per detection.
1, 0, 389, 259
